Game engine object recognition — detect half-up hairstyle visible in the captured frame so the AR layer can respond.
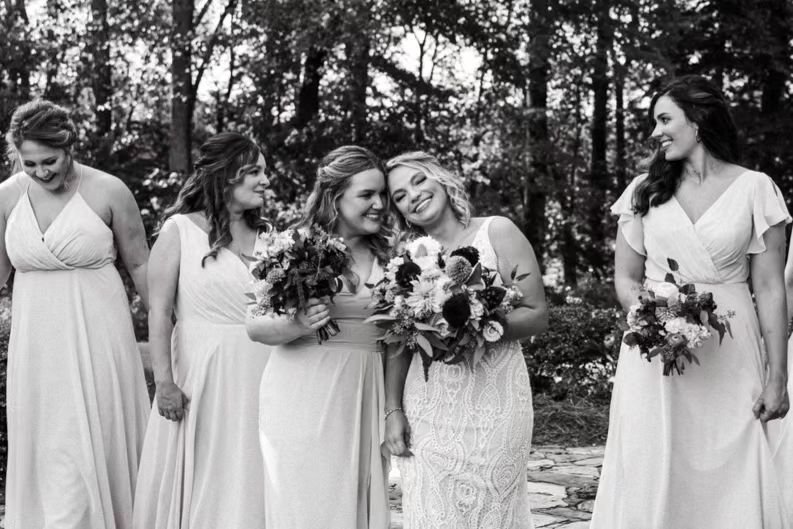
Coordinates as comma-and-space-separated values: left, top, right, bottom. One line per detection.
5, 99, 78, 162
298, 145, 393, 265
162, 132, 269, 266
385, 151, 472, 232
633, 75, 740, 215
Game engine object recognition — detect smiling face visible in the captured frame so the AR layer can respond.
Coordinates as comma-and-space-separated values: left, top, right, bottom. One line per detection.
18, 140, 73, 192
387, 164, 450, 228
229, 152, 269, 211
650, 95, 700, 161
335, 168, 386, 237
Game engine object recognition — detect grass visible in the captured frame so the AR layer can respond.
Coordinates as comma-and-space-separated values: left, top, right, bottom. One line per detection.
532, 393, 610, 446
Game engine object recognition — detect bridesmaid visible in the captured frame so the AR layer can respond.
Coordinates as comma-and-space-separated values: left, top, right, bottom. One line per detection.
246, 145, 391, 529
0, 100, 150, 528
383, 151, 547, 529
133, 132, 271, 529
591, 75, 790, 528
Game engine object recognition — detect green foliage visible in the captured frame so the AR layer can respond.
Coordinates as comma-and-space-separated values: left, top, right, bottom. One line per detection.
524, 297, 623, 402
0, 294, 10, 494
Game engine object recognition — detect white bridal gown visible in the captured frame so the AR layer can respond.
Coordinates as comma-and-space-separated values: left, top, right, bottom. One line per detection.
591, 171, 792, 529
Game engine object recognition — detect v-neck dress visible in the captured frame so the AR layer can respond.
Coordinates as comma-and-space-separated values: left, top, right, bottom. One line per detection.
132, 214, 270, 529
257, 262, 390, 529
3, 175, 150, 529
591, 171, 793, 529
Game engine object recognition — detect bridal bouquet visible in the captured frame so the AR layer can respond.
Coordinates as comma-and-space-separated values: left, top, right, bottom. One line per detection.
248, 226, 348, 343
365, 236, 525, 379
623, 258, 733, 376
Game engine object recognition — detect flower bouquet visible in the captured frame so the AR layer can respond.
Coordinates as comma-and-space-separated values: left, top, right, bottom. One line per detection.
623, 258, 733, 376
365, 236, 525, 379
248, 226, 349, 343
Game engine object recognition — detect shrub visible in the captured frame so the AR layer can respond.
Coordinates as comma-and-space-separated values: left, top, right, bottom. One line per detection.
524, 302, 623, 402
0, 294, 10, 495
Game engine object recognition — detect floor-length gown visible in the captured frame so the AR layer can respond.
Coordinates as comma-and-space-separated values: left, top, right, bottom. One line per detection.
397, 216, 535, 529
133, 214, 270, 529
591, 170, 792, 529
258, 263, 389, 529
4, 176, 150, 529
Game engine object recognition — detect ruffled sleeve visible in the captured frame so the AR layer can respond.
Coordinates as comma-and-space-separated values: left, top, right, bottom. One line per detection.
610, 175, 647, 256
747, 173, 791, 254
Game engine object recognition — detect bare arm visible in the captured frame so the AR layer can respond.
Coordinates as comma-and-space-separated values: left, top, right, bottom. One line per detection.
383, 347, 412, 457
245, 297, 331, 346
109, 177, 150, 308
750, 223, 789, 422
0, 176, 22, 288
148, 221, 189, 421
489, 216, 548, 340
614, 229, 647, 312
785, 238, 793, 325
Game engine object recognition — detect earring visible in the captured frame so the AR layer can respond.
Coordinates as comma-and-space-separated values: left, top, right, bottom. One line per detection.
696, 131, 701, 143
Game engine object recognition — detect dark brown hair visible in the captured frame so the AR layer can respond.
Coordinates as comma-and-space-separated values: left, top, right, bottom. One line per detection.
5, 100, 78, 161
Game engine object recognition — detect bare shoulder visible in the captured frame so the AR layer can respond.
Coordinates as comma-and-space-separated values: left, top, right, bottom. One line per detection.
486, 215, 524, 239
80, 164, 133, 200
0, 173, 26, 216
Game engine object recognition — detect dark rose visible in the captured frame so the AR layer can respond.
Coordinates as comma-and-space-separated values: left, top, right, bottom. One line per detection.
450, 246, 480, 266
442, 293, 471, 328
698, 292, 716, 312
479, 285, 507, 309
396, 261, 422, 288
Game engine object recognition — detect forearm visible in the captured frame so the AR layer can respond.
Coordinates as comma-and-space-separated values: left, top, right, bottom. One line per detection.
129, 262, 149, 309
755, 286, 788, 382
245, 314, 310, 345
385, 347, 412, 410
503, 305, 548, 341
149, 311, 175, 385
615, 276, 644, 313
785, 276, 793, 326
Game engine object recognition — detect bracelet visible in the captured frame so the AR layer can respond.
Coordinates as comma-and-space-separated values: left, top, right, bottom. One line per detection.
384, 407, 403, 420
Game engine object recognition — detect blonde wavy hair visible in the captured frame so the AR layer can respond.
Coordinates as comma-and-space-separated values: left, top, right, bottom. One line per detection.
385, 151, 472, 232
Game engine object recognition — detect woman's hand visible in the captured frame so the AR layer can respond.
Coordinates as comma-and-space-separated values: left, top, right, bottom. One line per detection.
295, 297, 331, 332
156, 381, 189, 422
752, 377, 789, 422
384, 410, 413, 457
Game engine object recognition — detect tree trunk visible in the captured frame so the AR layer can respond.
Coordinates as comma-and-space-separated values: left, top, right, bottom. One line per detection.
293, 46, 327, 130
346, 21, 369, 144
89, 0, 113, 163
525, 0, 551, 264
760, 0, 790, 173
586, 0, 610, 277
169, 0, 194, 174
614, 61, 627, 192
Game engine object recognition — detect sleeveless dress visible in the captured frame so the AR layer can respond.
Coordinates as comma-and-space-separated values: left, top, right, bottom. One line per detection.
591, 171, 792, 529
4, 174, 150, 529
397, 217, 535, 529
132, 214, 270, 529
257, 262, 390, 529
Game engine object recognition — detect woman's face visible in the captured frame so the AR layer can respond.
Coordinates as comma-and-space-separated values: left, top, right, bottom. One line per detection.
650, 95, 699, 161
335, 168, 386, 237
387, 164, 449, 228
230, 153, 269, 210
18, 140, 72, 192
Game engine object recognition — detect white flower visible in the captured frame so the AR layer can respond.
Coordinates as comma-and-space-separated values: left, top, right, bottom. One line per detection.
654, 282, 680, 300
405, 278, 441, 319
436, 318, 452, 338
663, 317, 711, 349
483, 320, 504, 342
412, 255, 440, 274
407, 236, 443, 259
252, 280, 272, 302
469, 297, 485, 319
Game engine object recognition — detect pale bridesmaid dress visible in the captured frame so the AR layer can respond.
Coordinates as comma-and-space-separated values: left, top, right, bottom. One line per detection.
257, 262, 390, 529
4, 174, 150, 529
591, 170, 792, 529
133, 214, 270, 529
396, 217, 534, 529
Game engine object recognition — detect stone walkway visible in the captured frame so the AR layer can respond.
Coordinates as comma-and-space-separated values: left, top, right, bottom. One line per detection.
388, 445, 603, 529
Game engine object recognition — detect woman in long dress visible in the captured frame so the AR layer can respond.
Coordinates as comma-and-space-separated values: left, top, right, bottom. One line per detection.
591, 75, 791, 529
383, 151, 548, 529
0, 100, 151, 528
246, 146, 391, 529
133, 132, 271, 529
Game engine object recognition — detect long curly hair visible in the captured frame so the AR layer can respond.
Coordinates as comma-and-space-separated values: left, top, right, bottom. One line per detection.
6, 100, 78, 172
633, 75, 740, 215
298, 145, 392, 265
384, 151, 472, 232
162, 132, 269, 265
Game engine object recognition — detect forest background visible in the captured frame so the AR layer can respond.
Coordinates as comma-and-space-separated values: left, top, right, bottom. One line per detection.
1, 0, 792, 485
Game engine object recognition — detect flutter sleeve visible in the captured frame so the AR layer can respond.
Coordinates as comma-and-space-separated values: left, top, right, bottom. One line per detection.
747, 173, 791, 254
610, 175, 647, 256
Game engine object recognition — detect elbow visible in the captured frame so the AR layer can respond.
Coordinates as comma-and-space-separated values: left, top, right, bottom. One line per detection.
534, 305, 549, 334
245, 318, 280, 346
